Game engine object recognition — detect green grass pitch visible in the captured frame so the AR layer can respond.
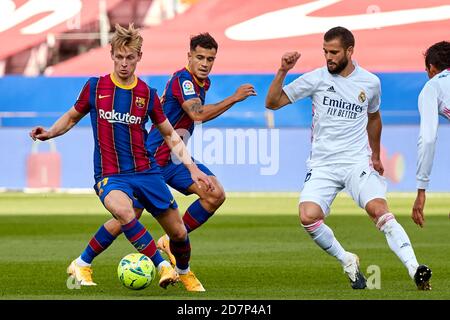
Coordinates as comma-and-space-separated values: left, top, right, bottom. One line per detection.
0, 192, 448, 300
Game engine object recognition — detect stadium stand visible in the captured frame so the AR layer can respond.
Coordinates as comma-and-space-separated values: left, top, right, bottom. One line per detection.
47, 0, 450, 75
0, 0, 159, 75
3, 0, 450, 127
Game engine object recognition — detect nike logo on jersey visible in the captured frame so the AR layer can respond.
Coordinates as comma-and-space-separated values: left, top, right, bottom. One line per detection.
326, 86, 336, 93
98, 94, 111, 99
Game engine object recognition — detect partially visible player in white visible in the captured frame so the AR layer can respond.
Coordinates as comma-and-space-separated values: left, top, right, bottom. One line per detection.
265, 26, 432, 290
412, 41, 450, 228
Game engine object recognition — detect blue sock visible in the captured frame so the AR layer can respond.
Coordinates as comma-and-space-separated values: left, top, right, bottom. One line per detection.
182, 199, 213, 232
80, 225, 116, 264
121, 218, 164, 267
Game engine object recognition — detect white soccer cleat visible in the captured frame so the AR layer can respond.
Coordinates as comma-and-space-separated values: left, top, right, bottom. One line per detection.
343, 253, 367, 289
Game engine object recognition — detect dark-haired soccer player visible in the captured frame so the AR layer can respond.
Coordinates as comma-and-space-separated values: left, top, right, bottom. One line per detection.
265, 26, 432, 290
412, 41, 450, 228
70, 32, 256, 292
29, 24, 212, 291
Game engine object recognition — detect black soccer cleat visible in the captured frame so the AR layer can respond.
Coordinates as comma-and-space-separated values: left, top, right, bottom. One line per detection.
350, 269, 367, 289
414, 265, 432, 290
343, 253, 367, 289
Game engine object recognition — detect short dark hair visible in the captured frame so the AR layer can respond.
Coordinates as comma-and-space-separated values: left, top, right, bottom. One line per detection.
424, 41, 450, 71
190, 32, 218, 51
324, 26, 355, 49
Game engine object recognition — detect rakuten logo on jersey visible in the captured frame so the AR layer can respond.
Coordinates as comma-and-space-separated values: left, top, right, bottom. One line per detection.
98, 109, 142, 125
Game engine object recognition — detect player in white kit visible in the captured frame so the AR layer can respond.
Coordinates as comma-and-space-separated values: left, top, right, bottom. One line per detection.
266, 27, 431, 290
412, 41, 450, 228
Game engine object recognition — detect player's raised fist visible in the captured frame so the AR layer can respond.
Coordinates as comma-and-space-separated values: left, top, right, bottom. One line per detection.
281, 52, 301, 71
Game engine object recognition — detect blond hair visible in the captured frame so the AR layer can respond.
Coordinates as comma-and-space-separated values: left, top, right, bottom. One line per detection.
110, 23, 143, 53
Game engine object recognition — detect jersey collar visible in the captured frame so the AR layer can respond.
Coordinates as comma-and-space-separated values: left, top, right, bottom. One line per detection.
185, 66, 207, 88
334, 60, 358, 79
110, 73, 138, 90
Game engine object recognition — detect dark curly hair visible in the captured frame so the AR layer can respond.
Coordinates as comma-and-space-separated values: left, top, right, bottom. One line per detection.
424, 41, 450, 71
190, 33, 218, 51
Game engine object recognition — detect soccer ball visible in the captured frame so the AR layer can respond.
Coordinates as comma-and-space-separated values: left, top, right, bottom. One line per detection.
117, 253, 156, 290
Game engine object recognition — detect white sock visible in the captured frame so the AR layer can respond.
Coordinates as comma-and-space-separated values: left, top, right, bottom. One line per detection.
156, 260, 171, 272
75, 256, 91, 267
303, 220, 349, 266
175, 266, 190, 275
377, 213, 419, 278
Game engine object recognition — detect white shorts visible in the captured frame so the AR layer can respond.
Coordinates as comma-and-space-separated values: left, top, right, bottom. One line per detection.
299, 161, 387, 216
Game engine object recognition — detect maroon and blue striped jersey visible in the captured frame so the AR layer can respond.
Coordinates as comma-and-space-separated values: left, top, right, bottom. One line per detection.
146, 67, 210, 166
74, 73, 166, 180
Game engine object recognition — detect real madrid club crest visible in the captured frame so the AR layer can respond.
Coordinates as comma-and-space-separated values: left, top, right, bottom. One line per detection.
135, 96, 146, 108
358, 90, 366, 103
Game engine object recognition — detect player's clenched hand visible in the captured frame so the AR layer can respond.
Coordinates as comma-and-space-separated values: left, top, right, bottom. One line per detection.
372, 158, 384, 176
234, 84, 257, 102
191, 169, 215, 192
29, 126, 52, 141
280, 52, 301, 72
412, 191, 426, 228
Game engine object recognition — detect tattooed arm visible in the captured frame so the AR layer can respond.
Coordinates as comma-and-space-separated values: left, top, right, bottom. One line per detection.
181, 84, 257, 122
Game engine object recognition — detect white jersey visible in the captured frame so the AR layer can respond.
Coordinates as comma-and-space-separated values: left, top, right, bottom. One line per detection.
416, 68, 450, 190
283, 62, 381, 168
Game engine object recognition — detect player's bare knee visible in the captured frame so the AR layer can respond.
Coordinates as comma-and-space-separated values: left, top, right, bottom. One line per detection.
300, 213, 318, 226
208, 189, 226, 210
365, 198, 390, 222
199, 187, 225, 212
299, 203, 324, 226
299, 209, 319, 225
113, 207, 135, 225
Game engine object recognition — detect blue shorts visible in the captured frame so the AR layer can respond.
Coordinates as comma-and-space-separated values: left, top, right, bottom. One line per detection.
133, 160, 214, 210
164, 160, 215, 195
94, 170, 178, 216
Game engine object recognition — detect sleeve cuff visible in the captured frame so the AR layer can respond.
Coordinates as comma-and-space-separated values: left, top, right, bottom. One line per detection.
282, 87, 295, 103
416, 180, 429, 190
368, 105, 379, 113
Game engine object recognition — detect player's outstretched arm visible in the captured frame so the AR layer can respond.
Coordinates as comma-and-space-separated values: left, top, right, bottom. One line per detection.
29, 107, 85, 141
181, 84, 257, 123
265, 51, 300, 110
155, 119, 214, 191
